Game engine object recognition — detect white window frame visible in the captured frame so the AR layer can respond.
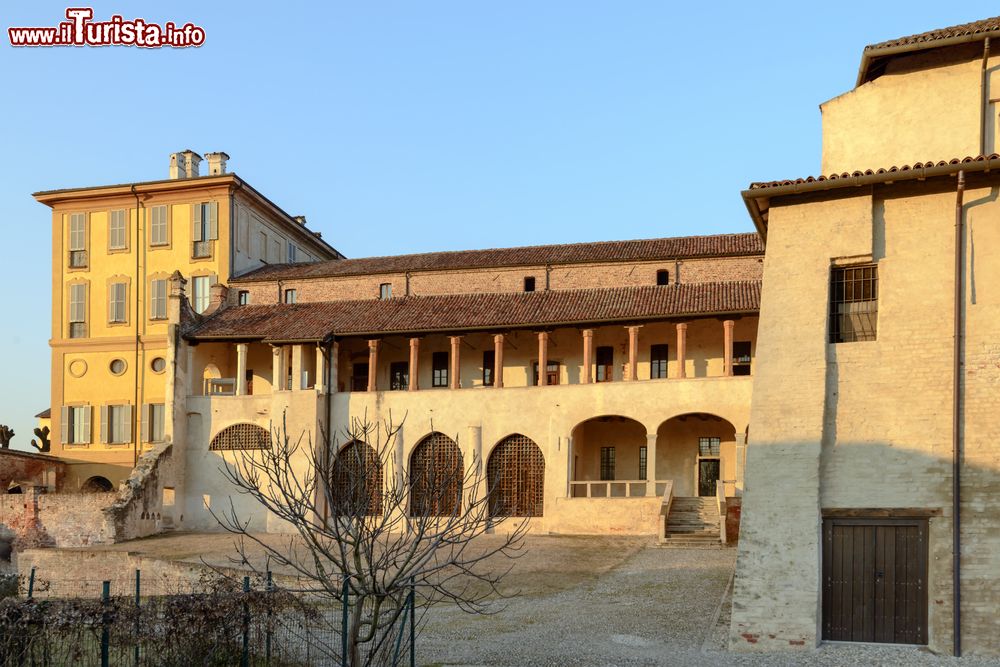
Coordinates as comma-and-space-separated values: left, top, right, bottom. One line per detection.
102, 404, 132, 445
66, 405, 91, 444
284, 289, 297, 304
192, 276, 211, 314
379, 283, 392, 300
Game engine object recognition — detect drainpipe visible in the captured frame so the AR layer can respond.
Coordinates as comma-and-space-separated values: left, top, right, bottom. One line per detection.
953, 170, 965, 657
981, 39, 992, 155
131, 185, 142, 468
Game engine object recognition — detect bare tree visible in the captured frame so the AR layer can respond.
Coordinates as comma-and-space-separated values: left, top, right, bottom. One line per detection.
211, 412, 528, 666
0, 426, 13, 449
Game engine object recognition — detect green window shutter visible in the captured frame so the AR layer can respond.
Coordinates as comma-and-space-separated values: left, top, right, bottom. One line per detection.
82, 406, 92, 443
61, 406, 69, 444
192, 203, 203, 241
100, 405, 109, 444
208, 202, 219, 240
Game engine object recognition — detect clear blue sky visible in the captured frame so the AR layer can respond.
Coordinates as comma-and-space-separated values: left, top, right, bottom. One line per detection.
0, 2, 995, 449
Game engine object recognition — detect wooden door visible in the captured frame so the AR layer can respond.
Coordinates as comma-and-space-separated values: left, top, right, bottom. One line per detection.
822, 518, 928, 644
698, 459, 719, 496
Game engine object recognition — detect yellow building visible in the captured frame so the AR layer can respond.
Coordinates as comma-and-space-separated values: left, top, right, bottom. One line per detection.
33, 151, 341, 490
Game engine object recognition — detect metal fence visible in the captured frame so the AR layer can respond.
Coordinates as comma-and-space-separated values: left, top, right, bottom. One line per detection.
0, 568, 415, 667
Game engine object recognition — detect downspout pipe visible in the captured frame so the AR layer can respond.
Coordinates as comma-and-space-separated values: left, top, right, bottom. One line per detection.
131, 185, 142, 468
981, 39, 992, 156
953, 170, 965, 658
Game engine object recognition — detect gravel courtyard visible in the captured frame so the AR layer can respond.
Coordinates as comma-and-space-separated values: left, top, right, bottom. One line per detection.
76, 532, 1000, 666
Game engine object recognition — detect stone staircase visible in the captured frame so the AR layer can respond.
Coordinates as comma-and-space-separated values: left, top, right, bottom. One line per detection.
660, 496, 722, 548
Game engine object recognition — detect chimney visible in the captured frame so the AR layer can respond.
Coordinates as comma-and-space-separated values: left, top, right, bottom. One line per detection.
169, 153, 187, 179
204, 283, 229, 316
181, 150, 202, 178
293, 215, 307, 226
205, 152, 230, 175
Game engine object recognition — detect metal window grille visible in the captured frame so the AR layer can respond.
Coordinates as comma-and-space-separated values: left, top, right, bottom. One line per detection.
600, 446, 615, 481
209, 423, 270, 451
830, 264, 878, 343
639, 445, 647, 480
330, 440, 383, 516
409, 432, 463, 516
698, 437, 721, 457
69, 250, 88, 268
192, 240, 213, 258
487, 434, 545, 518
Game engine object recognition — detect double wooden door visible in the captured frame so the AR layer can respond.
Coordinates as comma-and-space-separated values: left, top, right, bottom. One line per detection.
822, 518, 928, 645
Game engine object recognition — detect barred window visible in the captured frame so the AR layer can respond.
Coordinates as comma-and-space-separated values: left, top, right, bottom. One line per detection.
698, 437, 721, 457
600, 446, 615, 480
830, 264, 878, 343
487, 434, 545, 518
330, 441, 383, 516
409, 432, 463, 516
209, 423, 270, 451
639, 445, 648, 480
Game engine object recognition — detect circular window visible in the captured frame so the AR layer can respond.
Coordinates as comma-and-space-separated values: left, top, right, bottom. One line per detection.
109, 359, 127, 375
68, 359, 88, 378
150, 357, 166, 373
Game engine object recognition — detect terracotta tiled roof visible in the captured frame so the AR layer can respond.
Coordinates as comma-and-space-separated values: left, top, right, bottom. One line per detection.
865, 16, 1000, 51
188, 282, 761, 342
746, 154, 1000, 191
231, 233, 763, 283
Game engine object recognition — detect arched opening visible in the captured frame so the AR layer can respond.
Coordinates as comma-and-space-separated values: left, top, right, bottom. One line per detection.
656, 413, 736, 497
329, 440, 383, 516
82, 476, 113, 493
570, 415, 647, 497
409, 432, 463, 517
487, 434, 544, 518
210, 423, 270, 451
202, 363, 223, 394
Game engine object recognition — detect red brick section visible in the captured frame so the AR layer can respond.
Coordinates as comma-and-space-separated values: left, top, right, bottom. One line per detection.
188, 281, 762, 342
231, 233, 764, 282
865, 15, 1000, 51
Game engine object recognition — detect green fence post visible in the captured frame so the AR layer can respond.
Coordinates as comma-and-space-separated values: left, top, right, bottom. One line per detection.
409, 578, 415, 667
341, 576, 350, 667
101, 580, 111, 667
134, 569, 141, 667
241, 576, 250, 667
265, 570, 272, 667
27, 566, 35, 599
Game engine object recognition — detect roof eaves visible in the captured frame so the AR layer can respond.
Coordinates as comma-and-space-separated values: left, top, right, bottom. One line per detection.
856, 26, 1000, 87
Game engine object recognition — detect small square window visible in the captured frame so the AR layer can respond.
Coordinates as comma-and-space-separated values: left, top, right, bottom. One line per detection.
379, 283, 392, 300
238, 290, 250, 306
656, 269, 669, 286
524, 277, 536, 292
284, 289, 297, 304
830, 264, 878, 343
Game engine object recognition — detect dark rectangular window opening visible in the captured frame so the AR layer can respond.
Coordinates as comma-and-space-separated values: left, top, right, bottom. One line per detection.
432, 351, 449, 387
698, 437, 721, 457
596, 346, 614, 382
389, 361, 408, 391
639, 445, 648, 480
523, 276, 536, 292
830, 264, 878, 343
600, 446, 615, 481
656, 269, 669, 286
483, 350, 495, 386
532, 361, 560, 386
650, 344, 669, 379
351, 362, 369, 392
733, 341, 751, 376
238, 290, 250, 306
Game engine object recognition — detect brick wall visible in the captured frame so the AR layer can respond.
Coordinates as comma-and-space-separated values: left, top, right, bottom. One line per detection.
0, 449, 65, 492
233, 255, 764, 306
0, 488, 115, 552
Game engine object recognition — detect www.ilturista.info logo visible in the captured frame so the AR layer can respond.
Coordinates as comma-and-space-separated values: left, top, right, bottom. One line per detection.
8, 8, 205, 48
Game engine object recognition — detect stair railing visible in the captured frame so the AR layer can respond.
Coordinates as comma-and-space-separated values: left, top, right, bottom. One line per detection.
657, 480, 674, 543
716, 479, 727, 544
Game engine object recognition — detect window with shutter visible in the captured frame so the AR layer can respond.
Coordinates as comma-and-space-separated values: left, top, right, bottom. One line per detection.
288, 243, 297, 263
69, 283, 87, 338
108, 282, 127, 323
68, 213, 87, 267
192, 202, 214, 257
109, 210, 127, 250
149, 205, 169, 246
66, 405, 91, 445
150, 279, 167, 320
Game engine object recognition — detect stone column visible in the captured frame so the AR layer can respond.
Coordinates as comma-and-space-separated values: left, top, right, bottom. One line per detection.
449, 336, 462, 389
565, 435, 575, 497
537, 331, 549, 386
272, 346, 283, 391
676, 323, 688, 379
408, 338, 420, 391
467, 425, 484, 510
330, 341, 340, 393
315, 345, 326, 393
581, 329, 594, 384
724, 319, 735, 377
646, 433, 658, 496
627, 325, 641, 381
236, 343, 249, 395
493, 333, 504, 388
291, 344, 304, 390
367, 340, 379, 392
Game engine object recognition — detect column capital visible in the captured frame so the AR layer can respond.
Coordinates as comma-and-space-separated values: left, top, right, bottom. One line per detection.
676, 322, 688, 331
493, 332, 505, 343
581, 328, 594, 338
409, 337, 421, 347
645, 433, 658, 444
626, 324, 643, 332
368, 339, 380, 351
